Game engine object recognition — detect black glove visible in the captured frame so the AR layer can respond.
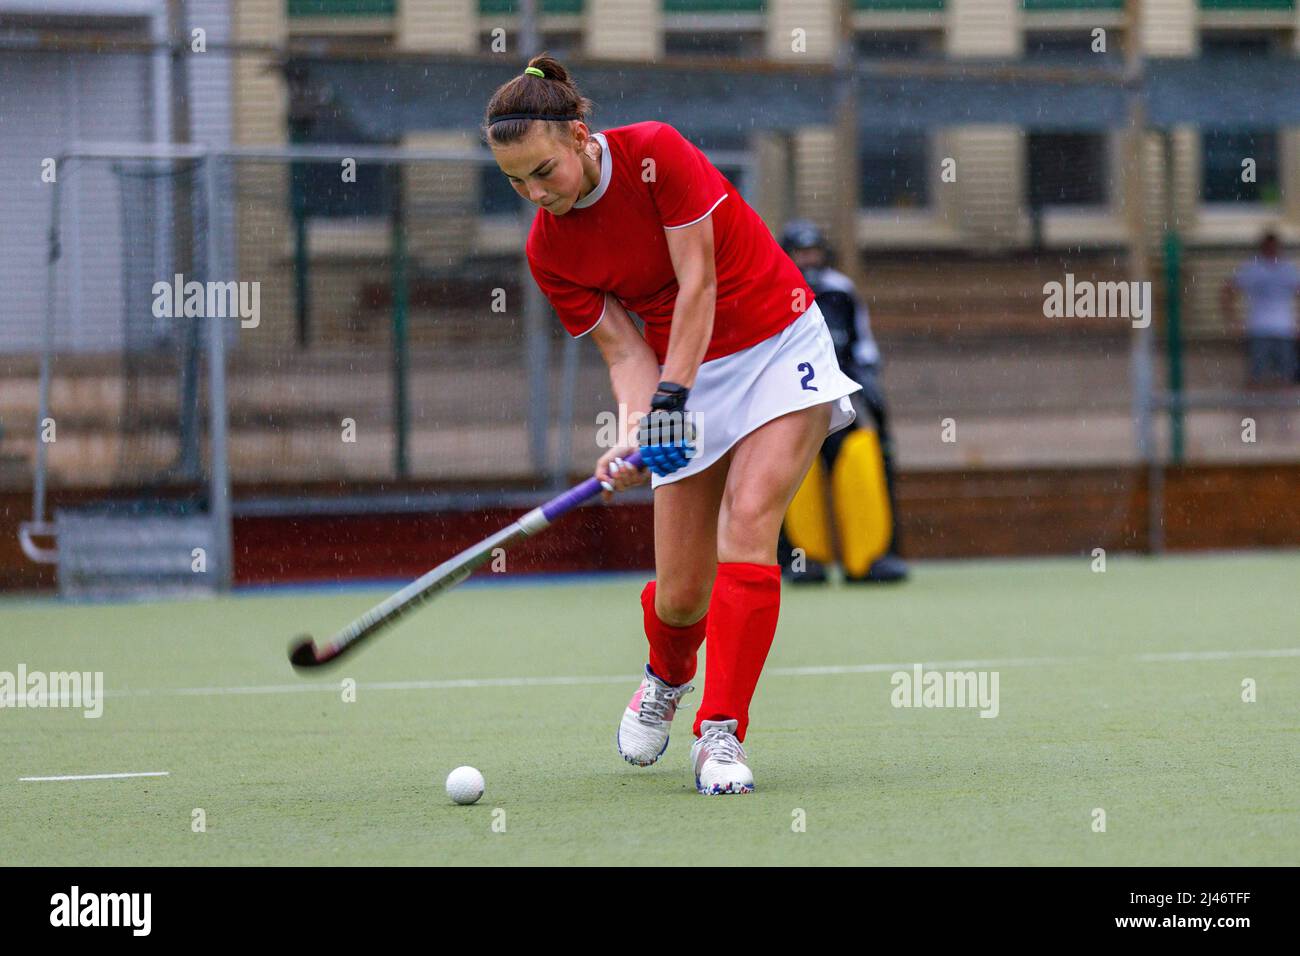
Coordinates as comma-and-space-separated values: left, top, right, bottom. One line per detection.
637, 382, 696, 477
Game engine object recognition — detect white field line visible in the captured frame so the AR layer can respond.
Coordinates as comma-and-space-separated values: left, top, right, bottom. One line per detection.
1135, 648, 1300, 662
19, 771, 170, 782
91, 648, 1300, 700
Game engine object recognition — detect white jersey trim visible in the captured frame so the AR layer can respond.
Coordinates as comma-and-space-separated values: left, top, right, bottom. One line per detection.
573, 132, 612, 209
663, 193, 728, 230
574, 297, 608, 338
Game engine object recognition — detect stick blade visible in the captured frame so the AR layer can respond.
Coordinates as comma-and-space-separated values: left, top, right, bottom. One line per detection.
288, 635, 323, 669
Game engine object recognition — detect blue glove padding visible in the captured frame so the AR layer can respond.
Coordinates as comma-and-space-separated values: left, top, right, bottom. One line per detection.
637, 383, 696, 478
639, 435, 695, 477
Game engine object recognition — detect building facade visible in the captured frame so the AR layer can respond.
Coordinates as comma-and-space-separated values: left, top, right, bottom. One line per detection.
236, 0, 1300, 244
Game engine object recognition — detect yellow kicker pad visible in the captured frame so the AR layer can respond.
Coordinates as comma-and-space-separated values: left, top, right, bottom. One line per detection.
784, 452, 834, 565
784, 428, 895, 574
832, 428, 893, 577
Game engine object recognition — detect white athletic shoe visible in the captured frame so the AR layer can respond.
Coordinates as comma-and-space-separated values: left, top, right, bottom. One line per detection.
617, 665, 695, 767
691, 718, 754, 795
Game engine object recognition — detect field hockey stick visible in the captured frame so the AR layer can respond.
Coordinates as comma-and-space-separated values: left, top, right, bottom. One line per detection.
289, 450, 645, 669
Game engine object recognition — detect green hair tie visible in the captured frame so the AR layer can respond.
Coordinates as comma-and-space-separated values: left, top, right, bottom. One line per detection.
524, 67, 545, 78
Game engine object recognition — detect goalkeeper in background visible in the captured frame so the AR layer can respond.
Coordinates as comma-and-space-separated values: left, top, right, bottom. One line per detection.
777, 219, 908, 584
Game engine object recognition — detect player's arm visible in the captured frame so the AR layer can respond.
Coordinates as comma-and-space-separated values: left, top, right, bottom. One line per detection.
659, 215, 717, 390
589, 294, 659, 498
611, 216, 717, 482
590, 294, 659, 440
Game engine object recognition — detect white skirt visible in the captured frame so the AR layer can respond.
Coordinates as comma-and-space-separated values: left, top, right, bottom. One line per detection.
650, 300, 862, 488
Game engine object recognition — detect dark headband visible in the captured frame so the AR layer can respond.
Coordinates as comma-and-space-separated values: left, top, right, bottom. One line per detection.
488, 112, 582, 125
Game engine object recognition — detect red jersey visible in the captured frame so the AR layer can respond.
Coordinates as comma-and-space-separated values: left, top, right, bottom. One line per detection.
525, 121, 813, 365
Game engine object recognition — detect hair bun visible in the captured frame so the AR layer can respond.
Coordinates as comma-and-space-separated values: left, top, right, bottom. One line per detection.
484, 53, 594, 145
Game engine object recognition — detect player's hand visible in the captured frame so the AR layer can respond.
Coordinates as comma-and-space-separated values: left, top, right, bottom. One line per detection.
637, 382, 696, 478
595, 445, 648, 502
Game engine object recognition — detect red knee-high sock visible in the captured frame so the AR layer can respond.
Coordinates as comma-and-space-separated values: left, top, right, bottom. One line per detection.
693, 562, 781, 742
641, 580, 707, 687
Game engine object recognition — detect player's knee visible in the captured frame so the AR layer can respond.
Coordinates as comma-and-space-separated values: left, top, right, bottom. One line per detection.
719, 492, 782, 554
655, 582, 710, 627
724, 488, 781, 531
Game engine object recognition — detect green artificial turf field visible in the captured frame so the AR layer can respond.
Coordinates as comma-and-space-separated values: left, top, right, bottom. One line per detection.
1, 553, 1297, 866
